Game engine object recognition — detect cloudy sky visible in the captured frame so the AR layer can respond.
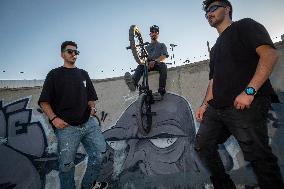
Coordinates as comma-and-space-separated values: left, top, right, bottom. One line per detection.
1, 0, 283, 80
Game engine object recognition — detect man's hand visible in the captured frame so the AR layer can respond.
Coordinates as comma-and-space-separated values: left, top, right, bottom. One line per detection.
90, 107, 97, 116
195, 104, 207, 122
234, 92, 254, 110
148, 61, 156, 70
52, 117, 68, 129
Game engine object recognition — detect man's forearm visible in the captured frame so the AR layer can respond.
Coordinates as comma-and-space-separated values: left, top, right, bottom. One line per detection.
201, 79, 213, 106
247, 45, 278, 91
88, 101, 96, 109
155, 55, 167, 63
39, 102, 56, 120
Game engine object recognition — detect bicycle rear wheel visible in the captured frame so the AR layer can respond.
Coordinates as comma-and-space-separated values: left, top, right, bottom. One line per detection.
129, 25, 148, 65
136, 93, 152, 135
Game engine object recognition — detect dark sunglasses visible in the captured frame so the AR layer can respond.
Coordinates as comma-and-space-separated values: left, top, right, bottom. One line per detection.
64, 49, 80, 55
150, 30, 159, 34
205, 4, 225, 18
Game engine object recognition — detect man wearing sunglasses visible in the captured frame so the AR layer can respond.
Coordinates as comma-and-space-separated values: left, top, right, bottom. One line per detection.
194, 0, 283, 188
38, 41, 108, 189
125, 25, 169, 97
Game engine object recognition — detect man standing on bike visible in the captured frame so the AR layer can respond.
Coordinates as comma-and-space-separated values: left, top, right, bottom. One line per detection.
125, 25, 169, 97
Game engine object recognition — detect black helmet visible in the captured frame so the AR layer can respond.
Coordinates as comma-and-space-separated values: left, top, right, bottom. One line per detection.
150, 25, 159, 33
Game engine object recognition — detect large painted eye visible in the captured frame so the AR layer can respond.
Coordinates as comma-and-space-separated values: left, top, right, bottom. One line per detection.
107, 140, 127, 150
150, 138, 177, 148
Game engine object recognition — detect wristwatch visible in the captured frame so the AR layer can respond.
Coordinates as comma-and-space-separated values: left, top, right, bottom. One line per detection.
50, 115, 58, 122
245, 87, 257, 96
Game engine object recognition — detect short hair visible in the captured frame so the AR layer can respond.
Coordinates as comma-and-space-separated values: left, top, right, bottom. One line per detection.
202, 0, 233, 19
61, 41, 78, 52
150, 25, 159, 33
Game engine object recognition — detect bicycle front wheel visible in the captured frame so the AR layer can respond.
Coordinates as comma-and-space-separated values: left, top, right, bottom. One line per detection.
129, 25, 148, 65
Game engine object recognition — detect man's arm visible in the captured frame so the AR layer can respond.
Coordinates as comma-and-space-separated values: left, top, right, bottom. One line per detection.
234, 45, 278, 109
84, 70, 98, 114
40, 102, 56, 120
149, 54, 167, 70
155, 55, 167, 63
196, 79, 213, 122
155, 42, 169, 63
39, 102, 68, 129
88, 100, 97, 116
201, 79, 214, 106
248, 45, 278, 91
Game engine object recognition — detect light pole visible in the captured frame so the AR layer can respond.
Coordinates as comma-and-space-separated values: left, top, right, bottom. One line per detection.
169, 43, 177, 65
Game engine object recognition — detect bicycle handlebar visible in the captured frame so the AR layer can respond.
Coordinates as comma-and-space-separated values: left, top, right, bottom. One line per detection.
126, 42, 150, 50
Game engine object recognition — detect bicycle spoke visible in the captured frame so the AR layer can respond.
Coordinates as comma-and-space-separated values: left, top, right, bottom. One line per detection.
129, 25, 148, 64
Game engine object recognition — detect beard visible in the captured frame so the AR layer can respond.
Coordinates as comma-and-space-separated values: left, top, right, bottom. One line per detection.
208, 14, 225, 28
151, 36, 157, 41
68, 58, 76, 64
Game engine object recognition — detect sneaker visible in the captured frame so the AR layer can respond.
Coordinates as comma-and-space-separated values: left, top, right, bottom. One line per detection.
124, 72, 136, 91
158, 88, 166, 96
92, 181, 108, 189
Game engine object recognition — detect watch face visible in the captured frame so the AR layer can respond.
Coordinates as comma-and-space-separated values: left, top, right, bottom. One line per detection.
246, 87, 256, 95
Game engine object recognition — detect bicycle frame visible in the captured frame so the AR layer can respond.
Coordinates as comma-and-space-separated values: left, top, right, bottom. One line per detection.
140, 62, 149, 95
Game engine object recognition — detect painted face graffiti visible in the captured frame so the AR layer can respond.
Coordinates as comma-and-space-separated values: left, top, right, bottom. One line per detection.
100, 94, 201, 186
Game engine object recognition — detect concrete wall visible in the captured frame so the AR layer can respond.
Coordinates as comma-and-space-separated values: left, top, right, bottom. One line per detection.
0, 80, 44, 89
271, 41, 284, 92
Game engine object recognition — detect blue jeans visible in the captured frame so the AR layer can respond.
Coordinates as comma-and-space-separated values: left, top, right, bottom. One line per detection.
55, 117, 106, 189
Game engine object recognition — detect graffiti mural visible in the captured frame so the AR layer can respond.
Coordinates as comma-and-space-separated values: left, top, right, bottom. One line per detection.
1, 92, 283, 189
0, 97, 85, 189
99, 93, 231, 188
0, 98, 46, 156
0, 98, 46, 188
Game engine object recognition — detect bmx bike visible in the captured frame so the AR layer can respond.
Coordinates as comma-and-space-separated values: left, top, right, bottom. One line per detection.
126, 25, 156, 135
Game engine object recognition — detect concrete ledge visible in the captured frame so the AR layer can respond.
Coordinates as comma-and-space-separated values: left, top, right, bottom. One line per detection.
275, 40, 284, 49
0, 80, 44, 89
0, 60, 209, 89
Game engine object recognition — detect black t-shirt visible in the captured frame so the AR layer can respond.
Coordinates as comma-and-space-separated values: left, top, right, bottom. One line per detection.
38, 66, 98, 126
208, 18, 276, 108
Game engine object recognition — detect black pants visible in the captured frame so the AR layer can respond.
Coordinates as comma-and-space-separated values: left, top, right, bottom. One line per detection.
132, 63, 167, 91
194, 96, 284, 189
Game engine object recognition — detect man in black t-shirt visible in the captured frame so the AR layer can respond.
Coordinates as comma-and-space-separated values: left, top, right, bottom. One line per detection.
124, 25, 169, 96
38, 41, 108, 189
194, 1, 284, 188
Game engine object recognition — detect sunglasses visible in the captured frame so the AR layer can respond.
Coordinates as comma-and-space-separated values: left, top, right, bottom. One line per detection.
150, 30, 159, 33
63, 49, 80, 55
149, 31, 159, 36
205, 4, 225, 19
